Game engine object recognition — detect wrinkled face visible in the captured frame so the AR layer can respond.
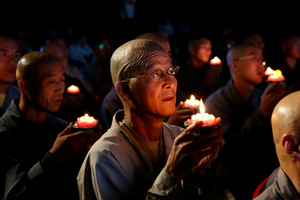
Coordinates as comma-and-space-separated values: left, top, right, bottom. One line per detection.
234, 47, 264, 86
127, 55, 177, 119
0, 37, 21, 84
29, 63, 65, 113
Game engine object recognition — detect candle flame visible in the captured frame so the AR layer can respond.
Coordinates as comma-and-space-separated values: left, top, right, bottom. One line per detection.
275, 69, 282, 77
210, 56, 222, 65
190, 95, 195, 101
266, 67, 272, 74
200, 99, 205, 114
211, 56, 220, 62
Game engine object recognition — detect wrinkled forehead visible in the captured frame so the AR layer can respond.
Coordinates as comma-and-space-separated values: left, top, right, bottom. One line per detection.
110, 39, 169, 85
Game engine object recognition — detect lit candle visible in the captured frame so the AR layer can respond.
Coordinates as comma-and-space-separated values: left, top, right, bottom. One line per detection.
210, 56, 222, 65
183, 95, 200, 109
73, 113, 100, 134
75, 113, 98, 128
67, 85, 80, 94
183, 95, 200, 113
264, 67, 273, 76
267, 69, 285, 83
184, 99, 220, 136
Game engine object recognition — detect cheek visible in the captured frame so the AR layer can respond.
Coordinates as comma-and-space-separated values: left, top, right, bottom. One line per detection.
131, 83, 158, 107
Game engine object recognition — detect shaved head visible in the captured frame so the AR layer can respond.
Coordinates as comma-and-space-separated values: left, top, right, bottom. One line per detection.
110, 39, 169, 86
271, 91, 300, 163
16, 51, 60, 83
272, 91, 300, 142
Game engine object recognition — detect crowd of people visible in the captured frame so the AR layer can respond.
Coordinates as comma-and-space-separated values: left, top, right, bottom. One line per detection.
0, 11, 300, 200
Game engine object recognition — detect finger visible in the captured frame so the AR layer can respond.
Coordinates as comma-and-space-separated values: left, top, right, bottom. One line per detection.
178, 101, 184, 109
188, 131, 223, 152
192, 143, 223, 172
175, 121, 204, 143
69, 129, 93, 139
58, 123, 74, 136
177, 108, 194, 115
264, 83, 277, 94
180, 129, 223, 155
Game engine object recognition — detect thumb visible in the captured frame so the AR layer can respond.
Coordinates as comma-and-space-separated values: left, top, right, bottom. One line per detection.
177, 101, 184, 109
59, 123, 74, 136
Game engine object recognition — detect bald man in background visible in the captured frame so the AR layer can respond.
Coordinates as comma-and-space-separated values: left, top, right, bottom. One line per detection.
254, 91, 300, 199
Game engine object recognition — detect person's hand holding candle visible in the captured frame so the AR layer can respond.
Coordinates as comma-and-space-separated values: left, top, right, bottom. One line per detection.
184, 99, 221, 136
165, 112, 224, 182
207, 57, 223, 85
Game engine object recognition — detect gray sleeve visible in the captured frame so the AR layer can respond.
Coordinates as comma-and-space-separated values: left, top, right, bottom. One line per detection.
147, 169, 186, 200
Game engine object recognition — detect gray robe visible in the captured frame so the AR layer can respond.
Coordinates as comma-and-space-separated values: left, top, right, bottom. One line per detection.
77, 110, 234, 200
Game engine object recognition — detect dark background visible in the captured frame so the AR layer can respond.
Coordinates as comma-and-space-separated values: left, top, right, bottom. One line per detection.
3, 1, 300, 61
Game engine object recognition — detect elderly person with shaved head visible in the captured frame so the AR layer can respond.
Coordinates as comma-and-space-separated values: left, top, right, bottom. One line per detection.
0, 51, 101, 200
76, 39, 231, 200
254, 91, 300, 199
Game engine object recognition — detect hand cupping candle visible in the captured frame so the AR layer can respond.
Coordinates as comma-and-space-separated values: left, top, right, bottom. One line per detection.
184, 99, 220, 136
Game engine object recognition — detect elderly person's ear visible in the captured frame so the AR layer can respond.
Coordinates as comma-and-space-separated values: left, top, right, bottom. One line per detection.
115, 81, 131, 101
19, 79, 31, 99
282, 134, 300, 160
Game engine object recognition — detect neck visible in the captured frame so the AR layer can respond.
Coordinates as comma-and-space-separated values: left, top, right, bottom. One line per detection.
232, 77, 254, 101
19, 97, 47, 123
285, 56, 297, 70
124, 110, 163, 142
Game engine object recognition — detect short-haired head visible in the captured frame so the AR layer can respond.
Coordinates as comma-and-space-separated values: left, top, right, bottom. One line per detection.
136, 32, 171, 57
110, 39, 169, 86
16, 51, 60, 84
272, 91, 300, 143
226, 43, 259, 67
